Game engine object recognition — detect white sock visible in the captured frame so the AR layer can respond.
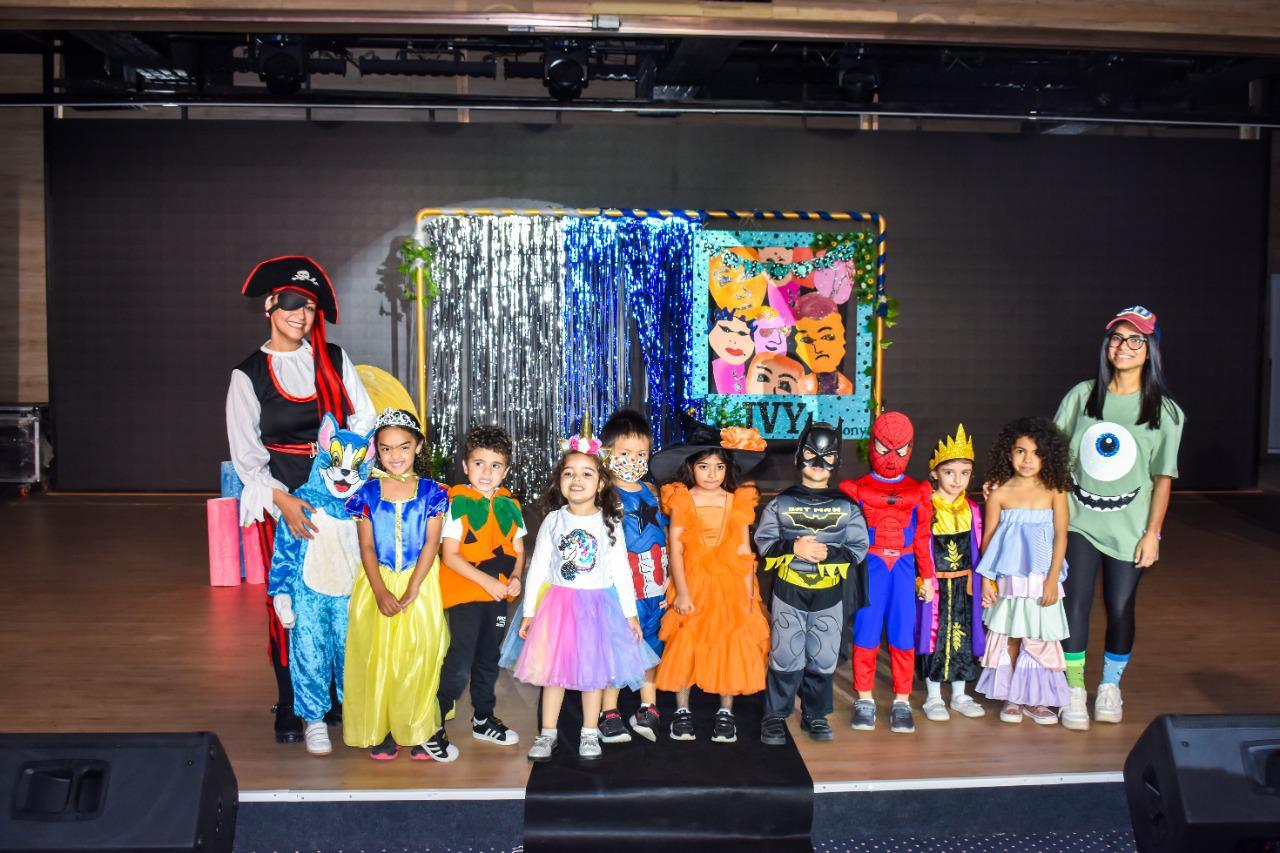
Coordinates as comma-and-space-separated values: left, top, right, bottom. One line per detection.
580, 726, 599, 737
540, 727, 557, 738
951, 681, 967, 698
719, 708, 734, 716
676, 706, 690, 714
926, 679, 942, 701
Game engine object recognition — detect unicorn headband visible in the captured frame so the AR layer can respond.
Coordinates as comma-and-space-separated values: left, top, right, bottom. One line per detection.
560, 412, 605, 457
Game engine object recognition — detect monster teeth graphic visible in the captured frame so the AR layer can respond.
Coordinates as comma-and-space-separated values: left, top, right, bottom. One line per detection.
1072, 480, 1140, 512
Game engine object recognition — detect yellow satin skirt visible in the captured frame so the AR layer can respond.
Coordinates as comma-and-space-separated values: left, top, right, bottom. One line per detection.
343, 563, 450, 748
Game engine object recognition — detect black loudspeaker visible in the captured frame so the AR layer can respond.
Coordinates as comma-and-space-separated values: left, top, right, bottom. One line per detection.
0, 732, 237, 852
1124, 714, 1280, 853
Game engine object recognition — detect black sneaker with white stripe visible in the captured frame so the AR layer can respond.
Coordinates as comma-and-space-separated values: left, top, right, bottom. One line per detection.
472, 715, 519, 746
598, 709, 632, 743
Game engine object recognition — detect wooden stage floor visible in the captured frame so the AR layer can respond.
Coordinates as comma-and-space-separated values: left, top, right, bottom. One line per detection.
3, 491, 1278, 795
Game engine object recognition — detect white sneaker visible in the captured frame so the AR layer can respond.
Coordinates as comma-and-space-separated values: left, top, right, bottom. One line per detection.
1060, 687, 1090, 731
949, 694, 986, 718
1095, 683, 1123, 723
527, 733, 557, 762
303, 721, 331, 756
578, 730, 602, 760
999, 702, 1023, 724
922, 697, 950, 722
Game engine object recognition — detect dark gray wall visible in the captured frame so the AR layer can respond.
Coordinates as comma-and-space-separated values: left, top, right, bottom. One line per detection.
46, 120, 1266, 490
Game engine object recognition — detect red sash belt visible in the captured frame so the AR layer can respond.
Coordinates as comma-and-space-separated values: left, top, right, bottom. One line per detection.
265, 441, 317, 458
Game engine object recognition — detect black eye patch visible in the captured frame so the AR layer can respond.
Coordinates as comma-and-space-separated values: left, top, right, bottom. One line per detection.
271, 291, 313, 312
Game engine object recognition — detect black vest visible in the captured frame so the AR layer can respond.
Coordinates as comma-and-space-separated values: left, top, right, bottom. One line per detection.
236, 343, 345, 490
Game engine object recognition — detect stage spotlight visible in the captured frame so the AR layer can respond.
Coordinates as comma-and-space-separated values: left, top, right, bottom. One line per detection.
255, 37, 306, 97
544, 42, 589, 102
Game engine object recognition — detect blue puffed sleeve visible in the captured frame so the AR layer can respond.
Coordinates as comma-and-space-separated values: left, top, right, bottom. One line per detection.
420, 478, 449, 518
345, 480, 377, 521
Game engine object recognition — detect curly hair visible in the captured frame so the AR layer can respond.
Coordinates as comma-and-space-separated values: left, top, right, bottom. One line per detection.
537, 451, 623, 544
674, 447, 740, 492
984, 416, 1071, 494
464, 424, 513, 464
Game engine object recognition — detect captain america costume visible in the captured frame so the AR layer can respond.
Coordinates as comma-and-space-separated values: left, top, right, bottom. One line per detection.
617, 484, 668, 655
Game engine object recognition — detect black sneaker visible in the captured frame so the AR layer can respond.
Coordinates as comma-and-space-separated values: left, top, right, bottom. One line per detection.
760, 715, 788, 746
670, 708, 696, 741
629, 704, 660, 742
369, 734, 399, 760
711, 710, 737, 744
851, 699, 876, 731
801, 717, 834, 741
273, 703, 303, 744
598, 710, 633, 743
472, 715, 519, 746
889, 701, 916, 734
412, 729, 460, 762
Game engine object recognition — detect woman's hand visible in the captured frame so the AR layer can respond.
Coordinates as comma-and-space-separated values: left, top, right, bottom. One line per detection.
981, 577, 998, 608
374, 585, 402, 617
1040, 575, 1061, 607
275, 491, 318, 540
627, 616, 643, 642
673, 592, 695, 616
1134, 531, 1161, 569
518, 616, 533, 639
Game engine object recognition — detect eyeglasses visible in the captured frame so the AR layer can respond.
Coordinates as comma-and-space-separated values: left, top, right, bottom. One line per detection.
1107, 333, 1147, 350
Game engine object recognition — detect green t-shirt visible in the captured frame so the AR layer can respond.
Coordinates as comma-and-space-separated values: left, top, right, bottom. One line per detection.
1053, 380, 1185, 562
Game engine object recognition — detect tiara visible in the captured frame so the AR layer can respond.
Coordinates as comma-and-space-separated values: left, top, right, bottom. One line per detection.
559, 412, 604, 457
375, 407, 420, 433
929, 423, 975, 470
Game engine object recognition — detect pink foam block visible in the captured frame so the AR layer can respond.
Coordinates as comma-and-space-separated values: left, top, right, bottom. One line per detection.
207, 497, 242, 587
241, 520, 267, 585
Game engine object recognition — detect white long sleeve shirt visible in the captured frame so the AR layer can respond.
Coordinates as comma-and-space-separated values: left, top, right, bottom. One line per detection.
225, 341, 376, 526
523, 507, 638, 618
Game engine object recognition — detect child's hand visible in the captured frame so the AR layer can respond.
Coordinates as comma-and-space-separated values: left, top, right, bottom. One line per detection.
794, 536, 827, 563
482, 576, 509, 601
506, 576, 523, 598
518, 616, 533, 639
918, 580, 935, 603
375, 586, 402, 617
1040, 576, 1061, 607
673, 592, 695, 615
981, 578, 998, 608
398, 582, 421, 609
627, 616, 643, 642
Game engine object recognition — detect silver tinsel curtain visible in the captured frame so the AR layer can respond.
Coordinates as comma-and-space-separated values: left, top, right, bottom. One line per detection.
422, 216, 565, 498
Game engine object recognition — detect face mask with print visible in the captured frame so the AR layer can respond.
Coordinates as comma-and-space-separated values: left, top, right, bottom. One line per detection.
608, 453, 649, 483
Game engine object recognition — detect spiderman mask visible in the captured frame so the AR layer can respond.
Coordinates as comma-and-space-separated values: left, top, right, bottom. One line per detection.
869, 411, 914, 480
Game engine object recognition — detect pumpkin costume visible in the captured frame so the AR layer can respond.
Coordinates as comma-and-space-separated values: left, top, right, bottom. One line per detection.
654, 483, 770, 697
437, 484, 526, 724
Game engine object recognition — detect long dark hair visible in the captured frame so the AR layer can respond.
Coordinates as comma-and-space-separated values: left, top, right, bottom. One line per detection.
985, 416, 1072, 494
538, 451, 623, 544
1085, 330, 1180, 430
675, 447, 740, 492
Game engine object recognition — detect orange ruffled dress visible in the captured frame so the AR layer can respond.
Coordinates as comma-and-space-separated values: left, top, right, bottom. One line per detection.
655, 483, 770, 696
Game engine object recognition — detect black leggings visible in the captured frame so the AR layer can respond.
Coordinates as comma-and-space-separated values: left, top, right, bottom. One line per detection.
1062, 531, 1144, 656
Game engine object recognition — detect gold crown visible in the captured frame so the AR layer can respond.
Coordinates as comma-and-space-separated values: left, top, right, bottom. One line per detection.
929, 424, 974, 470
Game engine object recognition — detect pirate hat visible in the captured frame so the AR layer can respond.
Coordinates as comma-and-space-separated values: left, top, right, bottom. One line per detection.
242, 255, 340, 321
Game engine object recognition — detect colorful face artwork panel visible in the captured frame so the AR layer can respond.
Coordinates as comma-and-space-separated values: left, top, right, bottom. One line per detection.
692, 229, 875, 440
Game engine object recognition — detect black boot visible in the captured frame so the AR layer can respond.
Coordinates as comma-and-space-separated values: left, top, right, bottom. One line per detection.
273, 658, 303, 744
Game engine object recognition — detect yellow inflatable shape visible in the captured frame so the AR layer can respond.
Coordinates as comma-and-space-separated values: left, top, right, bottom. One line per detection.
356, 364, 417, 416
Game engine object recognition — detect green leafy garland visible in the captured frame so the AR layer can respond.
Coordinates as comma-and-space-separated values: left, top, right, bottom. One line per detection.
809, 229, 899, 367
397, 239, 441, 305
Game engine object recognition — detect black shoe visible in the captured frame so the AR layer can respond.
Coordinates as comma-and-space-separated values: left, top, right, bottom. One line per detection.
889, 701, 916, 733
711, 710, 737, 744
472, 715, 519, 746
629, 704, 660, 742
851, 699, 876, 731
801, 717, 834, 741
369, 734, 399, 760
323, 706, 343, 726
760, 715, 788, 746
670, 708, 696, 741
598, 710, 633, 743
273, 703, 303, 744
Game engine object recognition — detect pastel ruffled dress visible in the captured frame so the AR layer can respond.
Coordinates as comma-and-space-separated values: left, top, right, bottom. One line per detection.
342, 477, 451, 748
654, 484, 770, 696
975, 508, 1071, 707
499, 507, 659, 691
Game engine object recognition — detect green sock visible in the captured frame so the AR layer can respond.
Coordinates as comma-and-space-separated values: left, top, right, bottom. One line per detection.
1064, 651, 1086, 689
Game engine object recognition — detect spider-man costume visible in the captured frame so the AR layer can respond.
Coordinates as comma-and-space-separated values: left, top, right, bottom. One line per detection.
839, 412, 935, 696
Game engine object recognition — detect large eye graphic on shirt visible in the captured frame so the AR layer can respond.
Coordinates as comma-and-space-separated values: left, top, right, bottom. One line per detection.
1079, 422, 1137, 482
